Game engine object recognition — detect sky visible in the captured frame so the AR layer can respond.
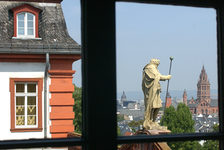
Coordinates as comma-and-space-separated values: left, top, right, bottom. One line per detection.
62, 1, 217, 94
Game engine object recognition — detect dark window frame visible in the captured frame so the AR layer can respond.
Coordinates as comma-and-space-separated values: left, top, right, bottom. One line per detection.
1, 0, 224, 150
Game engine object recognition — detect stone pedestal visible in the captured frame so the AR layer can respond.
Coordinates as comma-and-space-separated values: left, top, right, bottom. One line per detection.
119, 129, 171, 150
67, 132, 82, 150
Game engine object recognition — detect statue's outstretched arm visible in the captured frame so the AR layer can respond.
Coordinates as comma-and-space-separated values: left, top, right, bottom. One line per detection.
160, 75, 171, 81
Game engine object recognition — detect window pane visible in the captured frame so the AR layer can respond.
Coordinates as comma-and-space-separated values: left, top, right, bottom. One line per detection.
27, 97, 36, 116
28, 21, 33, 28
116, 3, 218, 136
27, 29, 34, 35
27, 116, 36, 125
27, 13, 34, 21
0, 1, 82, 142
27, 84, 36, 93
16, 116, 25, 126
27, 106, 36, 115
18, 28, 24, 35
16, 106, 25, 115
18, 13, 24, 21
18, 21, 24, 27
16, 97, 25, 122
16, 84, 24, 92
16, 96, 25, 105
28, 96, 36, 105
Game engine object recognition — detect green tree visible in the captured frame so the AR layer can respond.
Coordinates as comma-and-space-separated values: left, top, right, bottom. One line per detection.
161, 103, 202, 150
73, 85, 82, 133
212, 124, 219, 132
117, 126, 122, 136
117, 114, 124, 122
202, 124, 219, 150
128, 120, 144, 132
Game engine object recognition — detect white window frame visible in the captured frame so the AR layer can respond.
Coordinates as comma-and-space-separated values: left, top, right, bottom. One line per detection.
15, 82, 38, 128
16, 12, 35, 38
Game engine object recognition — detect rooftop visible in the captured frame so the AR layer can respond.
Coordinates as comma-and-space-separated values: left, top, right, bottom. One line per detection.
0, 1, 80, 54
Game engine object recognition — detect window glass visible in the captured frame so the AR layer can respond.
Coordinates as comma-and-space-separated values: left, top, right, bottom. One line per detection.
18, 28, 25, 35
16, 97, 25, 115
18, 13, 25, 20
27, 13, 34, 35
0, 0, 81, 143
27, 84, 36, 93
16, 116, 25, 126
16, 96, 25, 126
27, 116, 36, 125
16, 84, 24, 93
28, 22, 33, 28
17, 13, 34, 37
16, 96, 25, 105
18, 21, 24, 28
116, 3, 218, 138
28, 96, 36, 105
27, 29, 34, 35
18, 13, 25, 35
15, 83, 37, 127
27, 13, 33, 21
62, 0, 82, 135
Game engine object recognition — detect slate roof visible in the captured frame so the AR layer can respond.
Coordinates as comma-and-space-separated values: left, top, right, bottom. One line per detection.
0, 1, 80, 54
210, 99, 218, 107
188, 103, 197, 108
187, 99, 218, 108
118, 108, 144, 120
193, 115, 218, 133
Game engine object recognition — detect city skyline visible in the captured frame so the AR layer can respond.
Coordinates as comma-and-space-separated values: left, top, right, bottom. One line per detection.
62, 1, 218, 93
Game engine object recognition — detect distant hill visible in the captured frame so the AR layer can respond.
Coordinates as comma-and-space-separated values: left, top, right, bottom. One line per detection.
117, 89, 218, 102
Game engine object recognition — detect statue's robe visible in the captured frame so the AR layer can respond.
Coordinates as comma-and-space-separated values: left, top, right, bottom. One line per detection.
142, 64, 168, 129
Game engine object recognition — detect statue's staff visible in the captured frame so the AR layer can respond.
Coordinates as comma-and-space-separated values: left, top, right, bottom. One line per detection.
165, 56, 174, 108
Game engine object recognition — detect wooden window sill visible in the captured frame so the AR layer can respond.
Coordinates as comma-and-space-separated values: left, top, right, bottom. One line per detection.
10, 128, 43, 132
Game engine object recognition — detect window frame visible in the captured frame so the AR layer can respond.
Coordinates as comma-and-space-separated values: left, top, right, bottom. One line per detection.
1, 0, 224, 150
15, 82, 38, 128
17, 12, 36, 38
11, 4, 41, 39
10, 78, 43, 132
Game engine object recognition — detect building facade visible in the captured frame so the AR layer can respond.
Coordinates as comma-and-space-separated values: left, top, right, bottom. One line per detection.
183, 66, 218, 115
0, 0, 80, 140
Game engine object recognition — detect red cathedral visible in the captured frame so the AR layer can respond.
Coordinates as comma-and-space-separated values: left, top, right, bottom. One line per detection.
183, 66, 218, 115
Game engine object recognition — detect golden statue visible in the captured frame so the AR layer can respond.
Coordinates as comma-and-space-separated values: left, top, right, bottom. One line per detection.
142, 59, 171, 130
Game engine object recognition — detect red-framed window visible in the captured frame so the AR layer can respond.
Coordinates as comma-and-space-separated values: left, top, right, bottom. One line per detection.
10, 78, 43, 132
11, 4, 41, 38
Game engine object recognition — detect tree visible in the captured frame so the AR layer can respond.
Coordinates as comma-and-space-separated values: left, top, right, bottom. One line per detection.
128, 120, 144, 132
161, 103, 202, 150
73, 85, 82, 133
117, 114, 124, 122
117, 126, 122, 136
202, 124, 219, 150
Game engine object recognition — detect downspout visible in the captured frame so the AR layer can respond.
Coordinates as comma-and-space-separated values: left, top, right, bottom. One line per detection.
44, 53, 49, 138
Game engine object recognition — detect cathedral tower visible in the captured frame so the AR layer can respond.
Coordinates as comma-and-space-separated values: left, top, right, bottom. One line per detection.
183, 89, 187, 105
197, 66, 210, 103
121, 91, 127, 106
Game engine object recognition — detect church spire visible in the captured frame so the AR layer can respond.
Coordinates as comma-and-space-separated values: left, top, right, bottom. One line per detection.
120, 91, 127, 106
183, 89, 187, 105
197, 66, 210, 103
199, 65, 209, 83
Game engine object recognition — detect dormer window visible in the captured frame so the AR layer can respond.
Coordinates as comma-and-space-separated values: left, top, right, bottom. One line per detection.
12, 4, 41, 39
17, 12, 35, 38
